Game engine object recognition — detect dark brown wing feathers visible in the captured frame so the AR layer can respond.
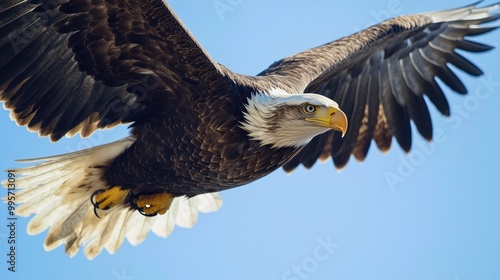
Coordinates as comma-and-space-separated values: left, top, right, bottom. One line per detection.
281, 5, 499, 171
0, 0, 225, 141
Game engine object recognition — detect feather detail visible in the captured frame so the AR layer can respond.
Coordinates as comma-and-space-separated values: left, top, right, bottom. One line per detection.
2, 137, 223, 259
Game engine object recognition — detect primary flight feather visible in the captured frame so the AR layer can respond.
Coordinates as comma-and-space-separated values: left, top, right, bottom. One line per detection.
0, 0, 498, 259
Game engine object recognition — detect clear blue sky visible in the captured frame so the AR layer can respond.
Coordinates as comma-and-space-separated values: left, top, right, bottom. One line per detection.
1, 1, 500, 279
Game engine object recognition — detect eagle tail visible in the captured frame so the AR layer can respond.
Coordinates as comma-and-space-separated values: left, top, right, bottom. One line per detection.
2, 137, 222, 259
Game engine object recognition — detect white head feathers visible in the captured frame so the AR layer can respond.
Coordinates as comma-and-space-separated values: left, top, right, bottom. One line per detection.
240, 88, 340, 148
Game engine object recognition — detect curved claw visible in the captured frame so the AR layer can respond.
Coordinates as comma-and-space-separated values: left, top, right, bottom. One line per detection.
90, 186, 129, 218
129, 192, 174, 217
90, 189, 106, 218
129, 193, 158, 217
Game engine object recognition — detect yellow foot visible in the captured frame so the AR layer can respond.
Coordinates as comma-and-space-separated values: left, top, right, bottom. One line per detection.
130, 192, 174, 217
91, 186, 129, 217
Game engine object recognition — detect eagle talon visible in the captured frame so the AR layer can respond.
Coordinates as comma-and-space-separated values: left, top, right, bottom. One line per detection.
90, 186, 129, 218
90, 189, 104, 206
129, 192, 174, 217
129, 194, 157, 217
90, 190, 105, 218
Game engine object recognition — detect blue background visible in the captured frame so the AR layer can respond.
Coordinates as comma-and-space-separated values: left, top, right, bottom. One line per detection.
1, 1, 500, 279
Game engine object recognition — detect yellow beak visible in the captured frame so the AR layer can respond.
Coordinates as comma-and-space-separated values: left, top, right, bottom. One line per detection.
306, 107, 348, 137
328, 107, 348, 137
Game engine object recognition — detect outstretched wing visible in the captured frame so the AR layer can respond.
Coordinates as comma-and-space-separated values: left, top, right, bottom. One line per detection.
261, 3, 499, 171
0, 0, 228, 141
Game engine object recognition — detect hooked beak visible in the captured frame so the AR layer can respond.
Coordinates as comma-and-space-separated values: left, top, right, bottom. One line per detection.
328, 107, 348, 137
306, 107, 348, 137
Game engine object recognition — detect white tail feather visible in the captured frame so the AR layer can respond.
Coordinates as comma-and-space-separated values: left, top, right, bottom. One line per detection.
2, 137, 223, 260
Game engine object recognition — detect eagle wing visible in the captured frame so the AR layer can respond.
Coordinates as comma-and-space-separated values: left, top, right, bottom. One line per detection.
259, 3, 500, 171
0, 0, 228, 141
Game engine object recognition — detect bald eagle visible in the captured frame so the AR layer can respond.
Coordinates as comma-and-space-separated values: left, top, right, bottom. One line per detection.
0, 0, 498, 259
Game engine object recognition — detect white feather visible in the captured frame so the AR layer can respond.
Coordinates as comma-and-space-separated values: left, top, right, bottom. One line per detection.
173, 196, 198, 228
125, 211, 154, 246
2, 137, 223, 259
240, 90, 338, 148
151, 209, 177, 238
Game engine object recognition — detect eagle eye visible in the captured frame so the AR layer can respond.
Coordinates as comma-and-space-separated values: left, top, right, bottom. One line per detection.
303, 104, 316, 114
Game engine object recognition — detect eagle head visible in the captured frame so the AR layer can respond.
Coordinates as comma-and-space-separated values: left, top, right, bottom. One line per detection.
241, 89, 348, 148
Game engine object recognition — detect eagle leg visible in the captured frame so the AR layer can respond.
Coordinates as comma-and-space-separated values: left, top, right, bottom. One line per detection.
90, 186, 130, 218
129, 192, 174, 217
